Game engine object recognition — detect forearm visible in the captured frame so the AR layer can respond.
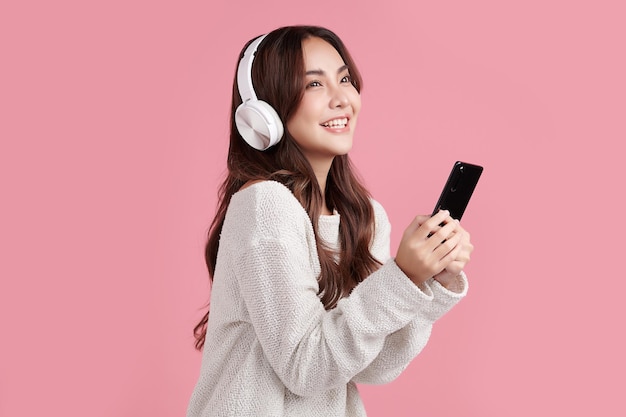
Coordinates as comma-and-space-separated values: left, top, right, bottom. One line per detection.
352, 319, 433, 384
240, 250, 432, 396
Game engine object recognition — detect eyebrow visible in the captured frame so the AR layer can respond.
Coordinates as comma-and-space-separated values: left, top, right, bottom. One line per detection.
305, 64, 349, 76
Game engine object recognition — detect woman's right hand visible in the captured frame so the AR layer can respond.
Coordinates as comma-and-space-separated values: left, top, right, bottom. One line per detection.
394, 210, 463, 286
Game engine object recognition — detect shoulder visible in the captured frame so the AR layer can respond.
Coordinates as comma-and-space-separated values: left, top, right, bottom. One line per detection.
232, 180, 302, 213
370, 198, 391, 230
368, 198, 392, 261
370, 198, 387, 218
225, 180, 310, 239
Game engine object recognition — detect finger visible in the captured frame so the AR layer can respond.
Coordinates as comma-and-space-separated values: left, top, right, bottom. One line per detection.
403, 214, 432, 237
423, 230, 457, 257
433, 229, 463, 261
454, 225, 472, 249
452, 229, 473, 256
454, 222, 467, 234
445, 260, 464, 276
430, 221, 461, 240
421, 210, 451, 238
446, 241, 472, 272
428, 218, 459, 245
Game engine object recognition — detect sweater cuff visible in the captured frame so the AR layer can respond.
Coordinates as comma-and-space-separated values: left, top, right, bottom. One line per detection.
381, 260, 435, 302
421, 271, 469, 322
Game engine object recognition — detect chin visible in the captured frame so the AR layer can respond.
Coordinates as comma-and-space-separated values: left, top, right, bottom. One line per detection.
336, 142, 353, 156
332, 137, 353, 155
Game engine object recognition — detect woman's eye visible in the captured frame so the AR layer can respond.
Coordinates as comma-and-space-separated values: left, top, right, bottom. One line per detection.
307, 81, 322, 88
341, 75, 352, 83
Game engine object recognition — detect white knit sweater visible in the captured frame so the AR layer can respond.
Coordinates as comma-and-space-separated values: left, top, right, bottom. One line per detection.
187, 181, 468, 417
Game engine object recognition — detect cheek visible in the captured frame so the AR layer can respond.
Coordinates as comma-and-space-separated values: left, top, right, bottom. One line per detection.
285, 113, 309, 143
287, 99, 314, 128
350, 94, 362, 130
351, 92, 362, 114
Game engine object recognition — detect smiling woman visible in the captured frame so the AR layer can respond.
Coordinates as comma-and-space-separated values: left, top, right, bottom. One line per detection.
286, 37, 361, 179
186, 25, 473, 417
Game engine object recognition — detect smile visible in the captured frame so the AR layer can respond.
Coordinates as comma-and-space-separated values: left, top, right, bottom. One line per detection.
321, 117, 348, 129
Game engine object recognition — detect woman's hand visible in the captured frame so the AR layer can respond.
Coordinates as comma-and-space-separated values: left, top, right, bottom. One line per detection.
395, 210, 464, 286
433, 221, 472, 289
441, 221, 473, 275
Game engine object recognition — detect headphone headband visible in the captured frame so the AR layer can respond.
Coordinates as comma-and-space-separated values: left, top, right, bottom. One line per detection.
237, 34, 267, 103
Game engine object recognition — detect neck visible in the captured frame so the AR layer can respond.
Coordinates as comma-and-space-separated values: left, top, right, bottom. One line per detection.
311, 159, 333, 215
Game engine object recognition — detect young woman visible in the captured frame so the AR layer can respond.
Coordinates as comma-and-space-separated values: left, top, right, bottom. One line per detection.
187, 25, 473, 417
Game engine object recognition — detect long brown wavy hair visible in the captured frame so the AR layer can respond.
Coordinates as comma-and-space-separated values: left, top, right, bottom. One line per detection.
194, 26, 382, 350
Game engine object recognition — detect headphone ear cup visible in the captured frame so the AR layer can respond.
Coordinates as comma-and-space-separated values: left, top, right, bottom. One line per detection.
235, 100, 284, 151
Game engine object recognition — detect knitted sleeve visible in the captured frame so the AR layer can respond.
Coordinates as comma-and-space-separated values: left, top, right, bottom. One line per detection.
352, 199, 468, 384
227, 182, 465, 396
352, 274, 468, 384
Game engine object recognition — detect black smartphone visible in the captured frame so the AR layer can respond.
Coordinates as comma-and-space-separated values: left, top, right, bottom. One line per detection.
432, 161, 483, 220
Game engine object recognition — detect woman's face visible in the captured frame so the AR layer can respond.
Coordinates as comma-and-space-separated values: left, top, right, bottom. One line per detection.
286, 37, 361, 171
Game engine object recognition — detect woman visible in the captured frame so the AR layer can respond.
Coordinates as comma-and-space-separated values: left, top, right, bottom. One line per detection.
187, 25, 473, 417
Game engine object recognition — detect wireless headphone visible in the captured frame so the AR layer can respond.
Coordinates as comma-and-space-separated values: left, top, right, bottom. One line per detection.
235, 34, 285, 151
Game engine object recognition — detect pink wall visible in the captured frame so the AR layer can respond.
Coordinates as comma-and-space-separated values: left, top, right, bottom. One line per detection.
1, 0, 624, 416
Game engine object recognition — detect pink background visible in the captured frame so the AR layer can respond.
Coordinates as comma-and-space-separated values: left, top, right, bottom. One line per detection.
1, 0, 625, 416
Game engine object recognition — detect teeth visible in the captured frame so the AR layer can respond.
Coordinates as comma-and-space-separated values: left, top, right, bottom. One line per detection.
322, 118, 348, 128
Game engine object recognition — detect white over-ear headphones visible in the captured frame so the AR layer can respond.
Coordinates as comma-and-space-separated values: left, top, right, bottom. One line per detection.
235, 34, 285, 151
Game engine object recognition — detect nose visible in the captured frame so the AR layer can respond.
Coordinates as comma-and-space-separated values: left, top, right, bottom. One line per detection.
329, 88, 349, 108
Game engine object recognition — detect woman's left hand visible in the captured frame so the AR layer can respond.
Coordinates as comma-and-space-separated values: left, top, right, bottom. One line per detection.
433, 222, 473, 288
